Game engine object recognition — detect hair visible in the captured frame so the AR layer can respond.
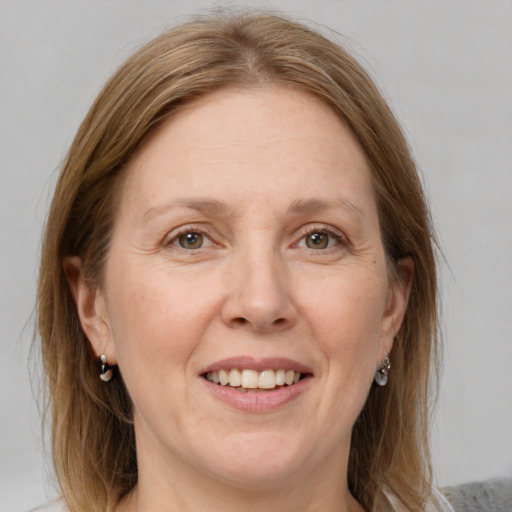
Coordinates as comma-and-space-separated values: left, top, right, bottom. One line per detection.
37, 10, 439, 512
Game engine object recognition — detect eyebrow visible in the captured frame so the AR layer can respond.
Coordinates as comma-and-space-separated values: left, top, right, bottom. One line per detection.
141, 198, 233, 225
287, 198, 365, 218
140, 196, 365, 225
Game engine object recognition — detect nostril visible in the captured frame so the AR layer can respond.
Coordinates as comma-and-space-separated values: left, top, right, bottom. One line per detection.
225, 308, 295, 331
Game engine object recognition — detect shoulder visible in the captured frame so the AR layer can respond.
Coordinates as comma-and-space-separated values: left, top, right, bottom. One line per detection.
383, 486, 455, 512
427, 488, 456, 512
440, 477, 512, 512
28, 499, 67, 512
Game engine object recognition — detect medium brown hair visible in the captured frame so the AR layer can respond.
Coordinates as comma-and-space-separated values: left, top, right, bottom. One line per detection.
38, 11, 438, 511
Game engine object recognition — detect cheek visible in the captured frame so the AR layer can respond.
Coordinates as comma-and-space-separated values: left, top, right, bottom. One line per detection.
104, 261, 221, 372
300, 269, 388, 352
297, 266, 388, 413
293, 272, 387, 448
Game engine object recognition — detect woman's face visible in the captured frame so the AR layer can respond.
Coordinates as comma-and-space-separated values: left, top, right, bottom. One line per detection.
78, 87, 410, 491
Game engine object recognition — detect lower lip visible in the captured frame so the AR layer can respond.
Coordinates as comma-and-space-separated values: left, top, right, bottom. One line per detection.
201, 376, 312, 413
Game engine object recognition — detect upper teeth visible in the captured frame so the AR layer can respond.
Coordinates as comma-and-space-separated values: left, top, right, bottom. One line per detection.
205, 369, 301, 390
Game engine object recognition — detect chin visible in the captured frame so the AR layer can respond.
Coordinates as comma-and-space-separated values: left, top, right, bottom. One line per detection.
197, 431, 314, 490
214, 462, 305, 492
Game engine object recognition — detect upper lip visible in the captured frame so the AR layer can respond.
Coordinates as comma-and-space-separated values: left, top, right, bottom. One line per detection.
199, 356, 313, 375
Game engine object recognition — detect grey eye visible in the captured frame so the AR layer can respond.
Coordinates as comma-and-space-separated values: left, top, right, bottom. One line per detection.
178, 232, 204, 249
305, 232, 330, 249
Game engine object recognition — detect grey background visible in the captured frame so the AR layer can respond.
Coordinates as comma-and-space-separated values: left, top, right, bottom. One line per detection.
1, 1, 511, 510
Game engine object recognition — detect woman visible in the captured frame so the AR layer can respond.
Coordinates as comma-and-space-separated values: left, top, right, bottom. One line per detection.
36, 11, 451, 512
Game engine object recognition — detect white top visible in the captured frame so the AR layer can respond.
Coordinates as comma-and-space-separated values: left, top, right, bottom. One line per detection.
29, 488, 455, 512
384, 487, 455, 512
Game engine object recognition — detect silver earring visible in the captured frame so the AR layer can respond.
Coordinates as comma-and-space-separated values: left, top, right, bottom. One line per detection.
374, 351, 390, 386
99, 354, 113, 382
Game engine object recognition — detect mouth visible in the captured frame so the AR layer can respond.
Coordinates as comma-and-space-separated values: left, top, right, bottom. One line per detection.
203, 368, 309, 393
200, 358, 313, 411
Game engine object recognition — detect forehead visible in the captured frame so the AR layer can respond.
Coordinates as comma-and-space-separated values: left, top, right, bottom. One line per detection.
119, 86, 376, 220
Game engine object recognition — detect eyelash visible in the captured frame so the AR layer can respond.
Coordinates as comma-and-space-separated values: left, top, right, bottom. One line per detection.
164, 224, 347, 251
295, 224, 346, 251
165, 226, 215, 250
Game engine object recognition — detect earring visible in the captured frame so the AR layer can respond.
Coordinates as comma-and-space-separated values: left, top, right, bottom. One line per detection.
99, 354, 113, 382
374, 351, 391, 386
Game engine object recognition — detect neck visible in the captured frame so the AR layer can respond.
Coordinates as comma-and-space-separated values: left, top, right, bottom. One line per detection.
117, 447, 365, 512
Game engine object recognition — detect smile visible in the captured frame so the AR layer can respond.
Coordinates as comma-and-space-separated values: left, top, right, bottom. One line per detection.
200, 357, 313, 411
204, 368, 304, 391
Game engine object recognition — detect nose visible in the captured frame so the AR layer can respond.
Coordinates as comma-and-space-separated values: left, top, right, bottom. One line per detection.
220, 245, 298, 334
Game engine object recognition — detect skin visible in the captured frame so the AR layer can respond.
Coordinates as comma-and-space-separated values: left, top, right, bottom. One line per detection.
66, 86, 412, 512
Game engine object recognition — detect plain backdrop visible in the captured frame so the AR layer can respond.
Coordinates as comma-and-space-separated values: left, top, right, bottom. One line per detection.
1, 1, 511, 510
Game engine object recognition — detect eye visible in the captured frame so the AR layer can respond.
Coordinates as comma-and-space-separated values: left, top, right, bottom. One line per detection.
297, 226, 344, 251
305, 232, 331, 249
178, 232, 204, 249
167, 230, 213, 250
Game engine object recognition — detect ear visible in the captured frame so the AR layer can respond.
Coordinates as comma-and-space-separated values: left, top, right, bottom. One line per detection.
380, 256, 414, 355
62, 256, 117, 364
